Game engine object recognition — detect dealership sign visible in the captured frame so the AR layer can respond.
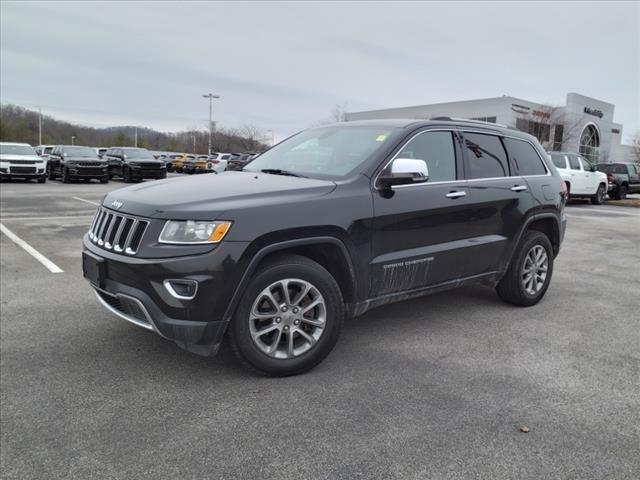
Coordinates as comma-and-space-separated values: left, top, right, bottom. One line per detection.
511, 103, 530, 114
584, 106, 604, 118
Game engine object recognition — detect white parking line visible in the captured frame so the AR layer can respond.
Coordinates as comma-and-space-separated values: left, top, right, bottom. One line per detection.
0, 223, 64, 273
567, 207, 640, 216
72, 196, 101, 207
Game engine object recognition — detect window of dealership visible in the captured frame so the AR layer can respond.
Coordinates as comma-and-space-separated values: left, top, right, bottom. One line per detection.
345, 93, 628, 163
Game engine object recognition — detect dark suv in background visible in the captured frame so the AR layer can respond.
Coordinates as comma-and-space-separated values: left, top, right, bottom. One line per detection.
104, 147, 167, 182
47, 145, 109, 183
83, 119, 566, 376
596, 162, 640, 199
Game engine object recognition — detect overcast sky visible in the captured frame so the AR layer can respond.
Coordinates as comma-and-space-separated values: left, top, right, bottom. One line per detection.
1, 1, 638, 142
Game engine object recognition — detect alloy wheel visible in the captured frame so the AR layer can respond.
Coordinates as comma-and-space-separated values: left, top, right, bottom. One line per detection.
249, 278, 326, 359
521, 245, 548, 295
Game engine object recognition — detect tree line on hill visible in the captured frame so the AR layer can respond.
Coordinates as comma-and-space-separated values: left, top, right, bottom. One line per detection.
0, 104, 269, 153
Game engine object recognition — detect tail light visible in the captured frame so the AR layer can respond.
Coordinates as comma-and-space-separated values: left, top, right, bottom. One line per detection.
561, 181, 568, 200
212, 160, 220, 164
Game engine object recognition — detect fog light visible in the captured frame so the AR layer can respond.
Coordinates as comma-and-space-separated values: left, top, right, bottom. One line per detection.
163, 279, 198, 300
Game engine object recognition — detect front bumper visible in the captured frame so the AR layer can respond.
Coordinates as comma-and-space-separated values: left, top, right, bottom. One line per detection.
130, 166, 167, 179
68, 166, 108, 179
0, 163, 46, 177
82, 235, 250, 355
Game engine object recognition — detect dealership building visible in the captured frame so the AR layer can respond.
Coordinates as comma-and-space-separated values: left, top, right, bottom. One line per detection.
345, 93, 634, 163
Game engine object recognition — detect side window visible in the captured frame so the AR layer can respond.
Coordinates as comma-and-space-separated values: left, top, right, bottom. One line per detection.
463, 132, 509, 179
392, 131, 457, 182
627, 165, 636, 175
579, 157, 592, 171
504, 138, 547, 176
569, 155, 581, 170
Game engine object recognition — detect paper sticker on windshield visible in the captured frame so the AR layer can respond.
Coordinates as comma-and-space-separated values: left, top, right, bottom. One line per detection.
375, 134, 388, 142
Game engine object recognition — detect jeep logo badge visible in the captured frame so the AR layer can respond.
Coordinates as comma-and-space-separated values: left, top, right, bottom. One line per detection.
110, 200, 123, 210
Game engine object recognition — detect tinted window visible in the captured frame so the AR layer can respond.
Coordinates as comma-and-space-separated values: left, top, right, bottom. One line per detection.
122, 148, 154, 159
550, 153, 567, 169
463, 133, 509, 179
63, 146, 97, 157
504, 138, 547, 176
579, 157, 592, 171
569, 155, 580, 170
392, 131, 457, 182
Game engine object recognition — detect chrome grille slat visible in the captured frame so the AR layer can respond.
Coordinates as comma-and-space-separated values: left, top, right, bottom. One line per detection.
87, 208, 150, 256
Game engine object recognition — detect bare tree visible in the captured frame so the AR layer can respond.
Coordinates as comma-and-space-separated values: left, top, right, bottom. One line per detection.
236, 124, 265, 151
631, 130, 640, 166
313, 102, 349, 126
516, 104, 589, 155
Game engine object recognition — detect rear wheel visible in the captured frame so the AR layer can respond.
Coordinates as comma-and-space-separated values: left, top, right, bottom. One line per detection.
37, 176, 46, 184
228, 254, 344, 376
496, 231, 554, 307
614, 185, 627, 200
591, 184, 606, 205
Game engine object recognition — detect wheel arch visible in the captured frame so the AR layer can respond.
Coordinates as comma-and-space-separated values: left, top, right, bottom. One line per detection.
222, 235, 357, 324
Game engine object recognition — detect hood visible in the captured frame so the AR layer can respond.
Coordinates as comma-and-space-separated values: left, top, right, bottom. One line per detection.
0, 154, 44, 162
103, 171, 336, 219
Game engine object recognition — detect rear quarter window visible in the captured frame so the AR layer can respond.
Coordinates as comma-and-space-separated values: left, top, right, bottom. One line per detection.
551, 154, 567, 169
504, 138, 547, 176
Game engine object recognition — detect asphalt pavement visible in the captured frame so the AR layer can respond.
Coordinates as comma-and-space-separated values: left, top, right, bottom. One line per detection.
1, 176, 639, 479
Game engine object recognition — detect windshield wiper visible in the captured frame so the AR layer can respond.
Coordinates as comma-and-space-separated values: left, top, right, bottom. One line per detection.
259, 168, 307, 178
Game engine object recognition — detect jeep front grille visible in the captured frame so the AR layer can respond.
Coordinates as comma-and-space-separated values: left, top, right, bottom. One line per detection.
88, 208, 149, 255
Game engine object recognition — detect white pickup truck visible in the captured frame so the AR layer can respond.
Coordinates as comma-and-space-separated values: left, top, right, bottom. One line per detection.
549, 152, 607, 205
0, 142, 48, 183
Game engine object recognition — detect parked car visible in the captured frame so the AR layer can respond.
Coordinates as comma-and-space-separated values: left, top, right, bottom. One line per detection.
47, 145, 109, 183
595, 162, 640, 200
83, 119, 566, 376
0, 142, 47, 183
104, 147, 167, 182
35, 145, 56, 159
96, 148, 108, 158
226, 153, 253, 171
169, 153, 195, 173
184, 155, 224, 174
207, 153, 228, 173
548, 152, 607, 204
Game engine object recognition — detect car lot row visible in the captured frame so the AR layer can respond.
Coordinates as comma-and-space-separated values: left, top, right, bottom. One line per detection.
1, 142, 261, 184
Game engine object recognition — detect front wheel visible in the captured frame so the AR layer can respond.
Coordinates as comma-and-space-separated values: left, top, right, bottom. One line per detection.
591, 184, 606, 205
123, 167, 133, 183
47, 166, 56, 180
228, 254, 344, 376
37, 176, 46, 184
496, 231, 554, 307
61, 167, 71, 183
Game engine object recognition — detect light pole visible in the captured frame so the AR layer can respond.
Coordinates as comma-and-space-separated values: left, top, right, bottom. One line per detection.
71, 135, 76, 146
202, 93, 220, 155
38, 107, 42, 146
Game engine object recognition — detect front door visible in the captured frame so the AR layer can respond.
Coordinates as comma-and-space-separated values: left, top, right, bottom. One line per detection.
370, 129, 470, 297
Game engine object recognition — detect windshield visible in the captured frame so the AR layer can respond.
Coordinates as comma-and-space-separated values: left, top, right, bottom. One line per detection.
245, 126, 397, 178
550, 153, 566, 169
0, 144, 37, 156
64, 146, 97, 157
122, 149, 154, 159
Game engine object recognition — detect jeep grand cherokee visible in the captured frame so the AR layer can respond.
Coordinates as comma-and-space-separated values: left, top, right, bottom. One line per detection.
83, 119, 566, 376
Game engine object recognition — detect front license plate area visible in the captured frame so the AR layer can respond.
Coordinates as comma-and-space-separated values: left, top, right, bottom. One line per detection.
82, 251, 106, 288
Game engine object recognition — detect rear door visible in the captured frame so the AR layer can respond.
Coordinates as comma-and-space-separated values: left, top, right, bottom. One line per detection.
567, 154, 588, 194
459, 131, 535, 278
370, 128, 470, 296
627, 164, 640, 193
578, 156, 598, 194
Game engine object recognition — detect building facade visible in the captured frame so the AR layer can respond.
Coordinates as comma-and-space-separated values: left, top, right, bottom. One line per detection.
345, 93, 631, 163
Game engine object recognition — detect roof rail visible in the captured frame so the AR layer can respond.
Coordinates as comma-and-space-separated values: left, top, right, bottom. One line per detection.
429, 116, 509, 128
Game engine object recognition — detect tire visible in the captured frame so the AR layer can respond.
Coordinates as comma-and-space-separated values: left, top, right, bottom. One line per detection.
123, 167, 133, 183
496, 230, 554, 307
614, 185, 627, 200
37, 176, 46, 184
61, 167, 71, 183
228, 254, 345, 376
47, 166, 56, 180
591, 184, 606, 205
100, 176, 109, 184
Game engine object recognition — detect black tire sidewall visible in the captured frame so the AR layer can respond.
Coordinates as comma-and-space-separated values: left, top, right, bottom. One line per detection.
229, 256, 344, 376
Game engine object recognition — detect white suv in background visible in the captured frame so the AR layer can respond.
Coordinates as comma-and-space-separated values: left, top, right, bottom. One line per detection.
549, 152, 607, 205
0, 142, 48, 183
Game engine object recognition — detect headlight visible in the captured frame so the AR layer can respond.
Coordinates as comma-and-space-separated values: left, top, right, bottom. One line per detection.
158, 220, 232, 244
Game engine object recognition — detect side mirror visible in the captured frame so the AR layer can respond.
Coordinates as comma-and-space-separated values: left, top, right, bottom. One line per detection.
122, 154, 127, 159
379, 158, 429, 188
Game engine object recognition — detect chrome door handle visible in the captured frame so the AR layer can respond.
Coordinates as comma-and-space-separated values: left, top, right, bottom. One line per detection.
445, 191, 467, 199
511, 185, 528, 192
